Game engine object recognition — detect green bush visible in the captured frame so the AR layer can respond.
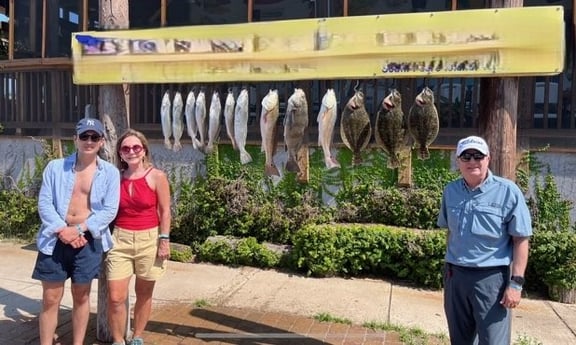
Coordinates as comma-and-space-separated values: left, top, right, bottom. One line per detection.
291, 224, 446, 288
335, 186, 441, 229
197, 236, 281, 268
0, 189, 40, 240
170, 245, 194, 263
529, 231, 576, 291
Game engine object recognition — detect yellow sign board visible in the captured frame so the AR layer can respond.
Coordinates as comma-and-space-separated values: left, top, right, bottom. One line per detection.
71, 6, 564, 84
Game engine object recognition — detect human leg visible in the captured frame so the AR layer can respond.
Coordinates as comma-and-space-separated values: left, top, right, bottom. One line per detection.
106, 228, 139, 344
39, 281, 65, 345
108, 277, 132, 343
473, 268, 510, 345
70, 282, 92, 345
444, 264, 478, 345
132, 278, 156, 340
131, 228, 166, 342
32, 245, 70, 345
70, 233, 103, 345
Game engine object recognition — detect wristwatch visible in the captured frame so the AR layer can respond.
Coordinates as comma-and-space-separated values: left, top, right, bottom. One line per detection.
511, 275, 525, 286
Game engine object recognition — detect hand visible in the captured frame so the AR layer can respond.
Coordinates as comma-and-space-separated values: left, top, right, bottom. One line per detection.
500, 287, 522, 309
69, 235, 88, 249
57, 226, 81, 245
157, 240, 171, 260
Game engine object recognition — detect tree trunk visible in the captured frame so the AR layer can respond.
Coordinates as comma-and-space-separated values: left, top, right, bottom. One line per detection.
97, 0, 129, 342
478, 0, 523, 181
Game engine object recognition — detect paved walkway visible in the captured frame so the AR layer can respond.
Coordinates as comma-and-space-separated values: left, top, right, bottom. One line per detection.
5, 303, 409, 345
1, 241, 576, 344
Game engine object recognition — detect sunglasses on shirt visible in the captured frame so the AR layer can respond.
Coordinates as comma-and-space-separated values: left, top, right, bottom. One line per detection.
78, 133, 102, 142
459, 152, 486, 162
120, 145, 144, 154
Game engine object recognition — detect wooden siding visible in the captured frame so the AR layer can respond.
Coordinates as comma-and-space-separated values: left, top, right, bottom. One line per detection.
0, 69, 575, 152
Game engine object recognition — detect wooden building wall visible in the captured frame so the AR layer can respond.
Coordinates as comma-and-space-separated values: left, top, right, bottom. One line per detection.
0, 0, 575, 152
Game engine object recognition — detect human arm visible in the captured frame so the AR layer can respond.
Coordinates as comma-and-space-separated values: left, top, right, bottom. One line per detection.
155, 169, 171, 260
501, 236, 530, 308
37, 161, 68, 236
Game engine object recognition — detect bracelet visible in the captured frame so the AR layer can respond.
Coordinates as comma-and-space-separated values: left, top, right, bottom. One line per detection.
76, 224, 84, 237
158, 233, 170, 240
509, 281, 523, 291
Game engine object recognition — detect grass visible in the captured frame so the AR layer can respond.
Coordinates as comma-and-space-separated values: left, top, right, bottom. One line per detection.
513, 334, 543, 345
193, 299, 211, 308
363, 321, 449, 345
312, 313, 544, 345
313, 312, 352, 325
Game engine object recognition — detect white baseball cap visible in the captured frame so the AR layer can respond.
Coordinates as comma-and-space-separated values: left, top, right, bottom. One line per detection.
456, 136, 489, 157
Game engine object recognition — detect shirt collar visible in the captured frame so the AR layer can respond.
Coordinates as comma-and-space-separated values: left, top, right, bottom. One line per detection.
460, 170, 493, 192
66, 152, 106, 171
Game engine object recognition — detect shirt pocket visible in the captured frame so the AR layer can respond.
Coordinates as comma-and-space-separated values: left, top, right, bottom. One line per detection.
447, 205, 462, 231
471, 205, 504, 239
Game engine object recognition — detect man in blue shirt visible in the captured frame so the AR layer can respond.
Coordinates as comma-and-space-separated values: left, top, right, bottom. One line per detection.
32, 118, 120, 345
437, 136, 532, 345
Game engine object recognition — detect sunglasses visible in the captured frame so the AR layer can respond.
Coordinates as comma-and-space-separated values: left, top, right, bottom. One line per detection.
459, 152, 486, 162
78, 133, 102, 142
120, 145, 144, 154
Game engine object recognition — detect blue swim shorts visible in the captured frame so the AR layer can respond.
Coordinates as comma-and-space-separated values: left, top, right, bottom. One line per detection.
32, 233, 104, 284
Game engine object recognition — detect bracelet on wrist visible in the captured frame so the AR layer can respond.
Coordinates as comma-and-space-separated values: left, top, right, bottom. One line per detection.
158, 233, 170, 240
75, 224, 84, 237
509, 281, 523, 291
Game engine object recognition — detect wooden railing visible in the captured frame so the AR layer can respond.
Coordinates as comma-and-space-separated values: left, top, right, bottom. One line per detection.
1, 69, 576, 151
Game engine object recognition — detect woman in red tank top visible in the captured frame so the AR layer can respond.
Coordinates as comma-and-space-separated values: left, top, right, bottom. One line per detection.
105, 129, 171, 345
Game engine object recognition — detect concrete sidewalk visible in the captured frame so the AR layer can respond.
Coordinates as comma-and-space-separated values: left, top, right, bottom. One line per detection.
1, 241, 575, 344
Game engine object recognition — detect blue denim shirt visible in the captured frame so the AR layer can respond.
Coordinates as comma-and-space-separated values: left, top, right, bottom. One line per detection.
437, 171, 533, 267
36, 154, 120, 255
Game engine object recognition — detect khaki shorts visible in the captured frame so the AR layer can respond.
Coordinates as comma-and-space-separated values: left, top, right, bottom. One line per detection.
105, 226, 167, 281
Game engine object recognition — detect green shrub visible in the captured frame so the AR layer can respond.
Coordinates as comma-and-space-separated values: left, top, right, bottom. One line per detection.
528, 173, 573, 232
197, 236, 281, 269
335, 187, 441, 229
170, 245, 194, 263
291, 224, 446, 288
0, 189, 40, 240
529, 231, 576, 291
197, 238, 236, 265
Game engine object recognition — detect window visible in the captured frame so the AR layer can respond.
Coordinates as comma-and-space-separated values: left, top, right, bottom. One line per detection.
46, 0, 82, 57
0, 1, 8, 60
349, 0, 451, 16
253, 0, 313, 22
14, 0, 42, 58
130, 0, 161, 29
167, 0, 247, 27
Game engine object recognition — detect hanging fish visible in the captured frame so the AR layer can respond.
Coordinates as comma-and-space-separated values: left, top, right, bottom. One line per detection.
195, 90, 207, 152
317, 88, 339, 169
234, 88, 252, 164
184, 90, 202, 150
408, 86, 439, 160
375, 89, 410, 169
260, 89, 280, 176
171, 91, 184, 152
340, 89, 372, 165
283, 88, 308, 173
224, 89, 237, 150
205, 90, 222, 154
160, 90, 172, 150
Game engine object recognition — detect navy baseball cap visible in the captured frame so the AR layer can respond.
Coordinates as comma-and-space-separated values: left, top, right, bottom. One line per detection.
76, 118, 105, 136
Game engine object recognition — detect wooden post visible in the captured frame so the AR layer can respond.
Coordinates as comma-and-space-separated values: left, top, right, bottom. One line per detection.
397, 79, 416, 187
296, 145, 309, 183
96, 0, 130, 342
479, 0, 523, 182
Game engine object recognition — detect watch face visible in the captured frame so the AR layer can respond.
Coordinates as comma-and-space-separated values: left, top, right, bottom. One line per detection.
512, 276, 525, 285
